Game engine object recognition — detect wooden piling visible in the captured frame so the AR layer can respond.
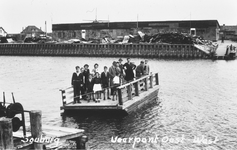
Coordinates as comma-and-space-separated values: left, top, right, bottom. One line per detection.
0, 117, 14, 150
30, 110, 43, 150
76, 135, 88, 150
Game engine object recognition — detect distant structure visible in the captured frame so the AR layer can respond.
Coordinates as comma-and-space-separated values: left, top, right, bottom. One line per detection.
20, 25, 44, 40
52, 20, 220, 41
220, 24, 237, 41
0, 27, 7, 37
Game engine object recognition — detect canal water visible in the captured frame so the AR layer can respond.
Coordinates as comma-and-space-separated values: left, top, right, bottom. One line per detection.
0, 56, 237, 150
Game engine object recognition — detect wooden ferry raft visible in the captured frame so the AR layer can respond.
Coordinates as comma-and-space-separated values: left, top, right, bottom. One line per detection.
60, 73, 159, 114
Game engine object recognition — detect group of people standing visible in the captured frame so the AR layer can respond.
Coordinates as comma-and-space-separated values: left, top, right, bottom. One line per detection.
71, 58, 150, 103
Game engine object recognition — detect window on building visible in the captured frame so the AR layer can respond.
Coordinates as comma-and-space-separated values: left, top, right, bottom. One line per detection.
58, 32, 61, 38
73, 32, 76, 37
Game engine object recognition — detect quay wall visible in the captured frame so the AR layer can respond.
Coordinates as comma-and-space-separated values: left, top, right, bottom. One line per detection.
0, 43, 209, 59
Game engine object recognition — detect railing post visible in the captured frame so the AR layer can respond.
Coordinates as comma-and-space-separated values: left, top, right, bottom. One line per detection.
134, 82, 139, 96
30, 110, 43, 150
144, 78, 148, 91
155, 73, 159, 85
149, 75, 153, 88
0, 117, 14, 150
117, 89, 123, 105
128, 84, 132, 100
61, 90, 66, 106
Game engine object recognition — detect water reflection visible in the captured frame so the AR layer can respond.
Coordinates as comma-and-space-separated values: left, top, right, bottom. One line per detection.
1, 56, 237, 149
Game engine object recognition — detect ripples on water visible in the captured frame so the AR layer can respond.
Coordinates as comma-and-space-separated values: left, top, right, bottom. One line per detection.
0, 56, 237, 149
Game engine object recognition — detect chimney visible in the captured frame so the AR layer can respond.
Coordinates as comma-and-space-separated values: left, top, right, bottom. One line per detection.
223, 24, 225, 30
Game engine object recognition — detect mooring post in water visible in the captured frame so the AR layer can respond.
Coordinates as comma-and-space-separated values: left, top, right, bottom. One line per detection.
30, 110, 43, 150
0, 117, 14, 150
76, 135, 88, 150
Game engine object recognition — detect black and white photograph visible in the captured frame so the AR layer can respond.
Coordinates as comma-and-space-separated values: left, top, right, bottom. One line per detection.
0, 0, 237, 149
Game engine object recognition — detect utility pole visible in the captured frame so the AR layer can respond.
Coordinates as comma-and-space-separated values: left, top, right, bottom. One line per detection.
95, 8, 97, 21
189, 12, 191, 35
137, 14, 139, 30
45, 21, 47, 36
108, 15, 110, 28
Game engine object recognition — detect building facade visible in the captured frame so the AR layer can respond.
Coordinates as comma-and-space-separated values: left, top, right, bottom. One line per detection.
20, 26, 44, 40
52, 20, 220, 41
220, 25, 237, 40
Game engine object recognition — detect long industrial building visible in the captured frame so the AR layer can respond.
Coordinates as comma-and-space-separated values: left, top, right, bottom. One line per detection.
52, 20, 220, 41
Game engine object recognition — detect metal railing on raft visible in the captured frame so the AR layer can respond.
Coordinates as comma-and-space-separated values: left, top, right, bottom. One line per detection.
116, 73, 159, 105
59, 73, 159, 106
59, 82, 124, 106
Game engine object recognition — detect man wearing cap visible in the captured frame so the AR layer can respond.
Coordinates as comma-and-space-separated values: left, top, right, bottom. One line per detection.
118, 58, 124, 76
123, 58, 136, 82
71, 66, 82, 103
136, 61, 145, 78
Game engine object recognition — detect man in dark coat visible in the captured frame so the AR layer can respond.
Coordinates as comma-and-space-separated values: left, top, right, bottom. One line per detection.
71, 66, 82, 103
101, 66, 110, 88
123, 58, 136, 82
135, 61, 144, 78
101, 66, 111, 99
83, 64, 90, 93
118, 58, 124, 76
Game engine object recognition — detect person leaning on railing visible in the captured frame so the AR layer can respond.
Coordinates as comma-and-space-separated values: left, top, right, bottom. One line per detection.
144, 59, 150, 75
135, 61, 145, 78
109, 61, 120, 96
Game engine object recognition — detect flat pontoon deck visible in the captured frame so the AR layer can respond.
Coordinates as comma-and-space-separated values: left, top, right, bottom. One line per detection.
60, 73, 159, 114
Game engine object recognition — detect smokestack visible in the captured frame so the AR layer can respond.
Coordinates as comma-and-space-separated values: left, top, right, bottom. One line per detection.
45, 21, 47, 36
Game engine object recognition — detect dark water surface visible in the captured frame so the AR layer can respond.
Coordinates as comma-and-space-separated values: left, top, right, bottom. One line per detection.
1, 56, 237, 150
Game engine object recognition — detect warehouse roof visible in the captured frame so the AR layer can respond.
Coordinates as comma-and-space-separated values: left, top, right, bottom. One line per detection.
53, 20, 220, 31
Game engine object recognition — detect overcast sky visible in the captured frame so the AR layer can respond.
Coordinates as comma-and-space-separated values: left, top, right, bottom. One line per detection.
1, 0, 237, 33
